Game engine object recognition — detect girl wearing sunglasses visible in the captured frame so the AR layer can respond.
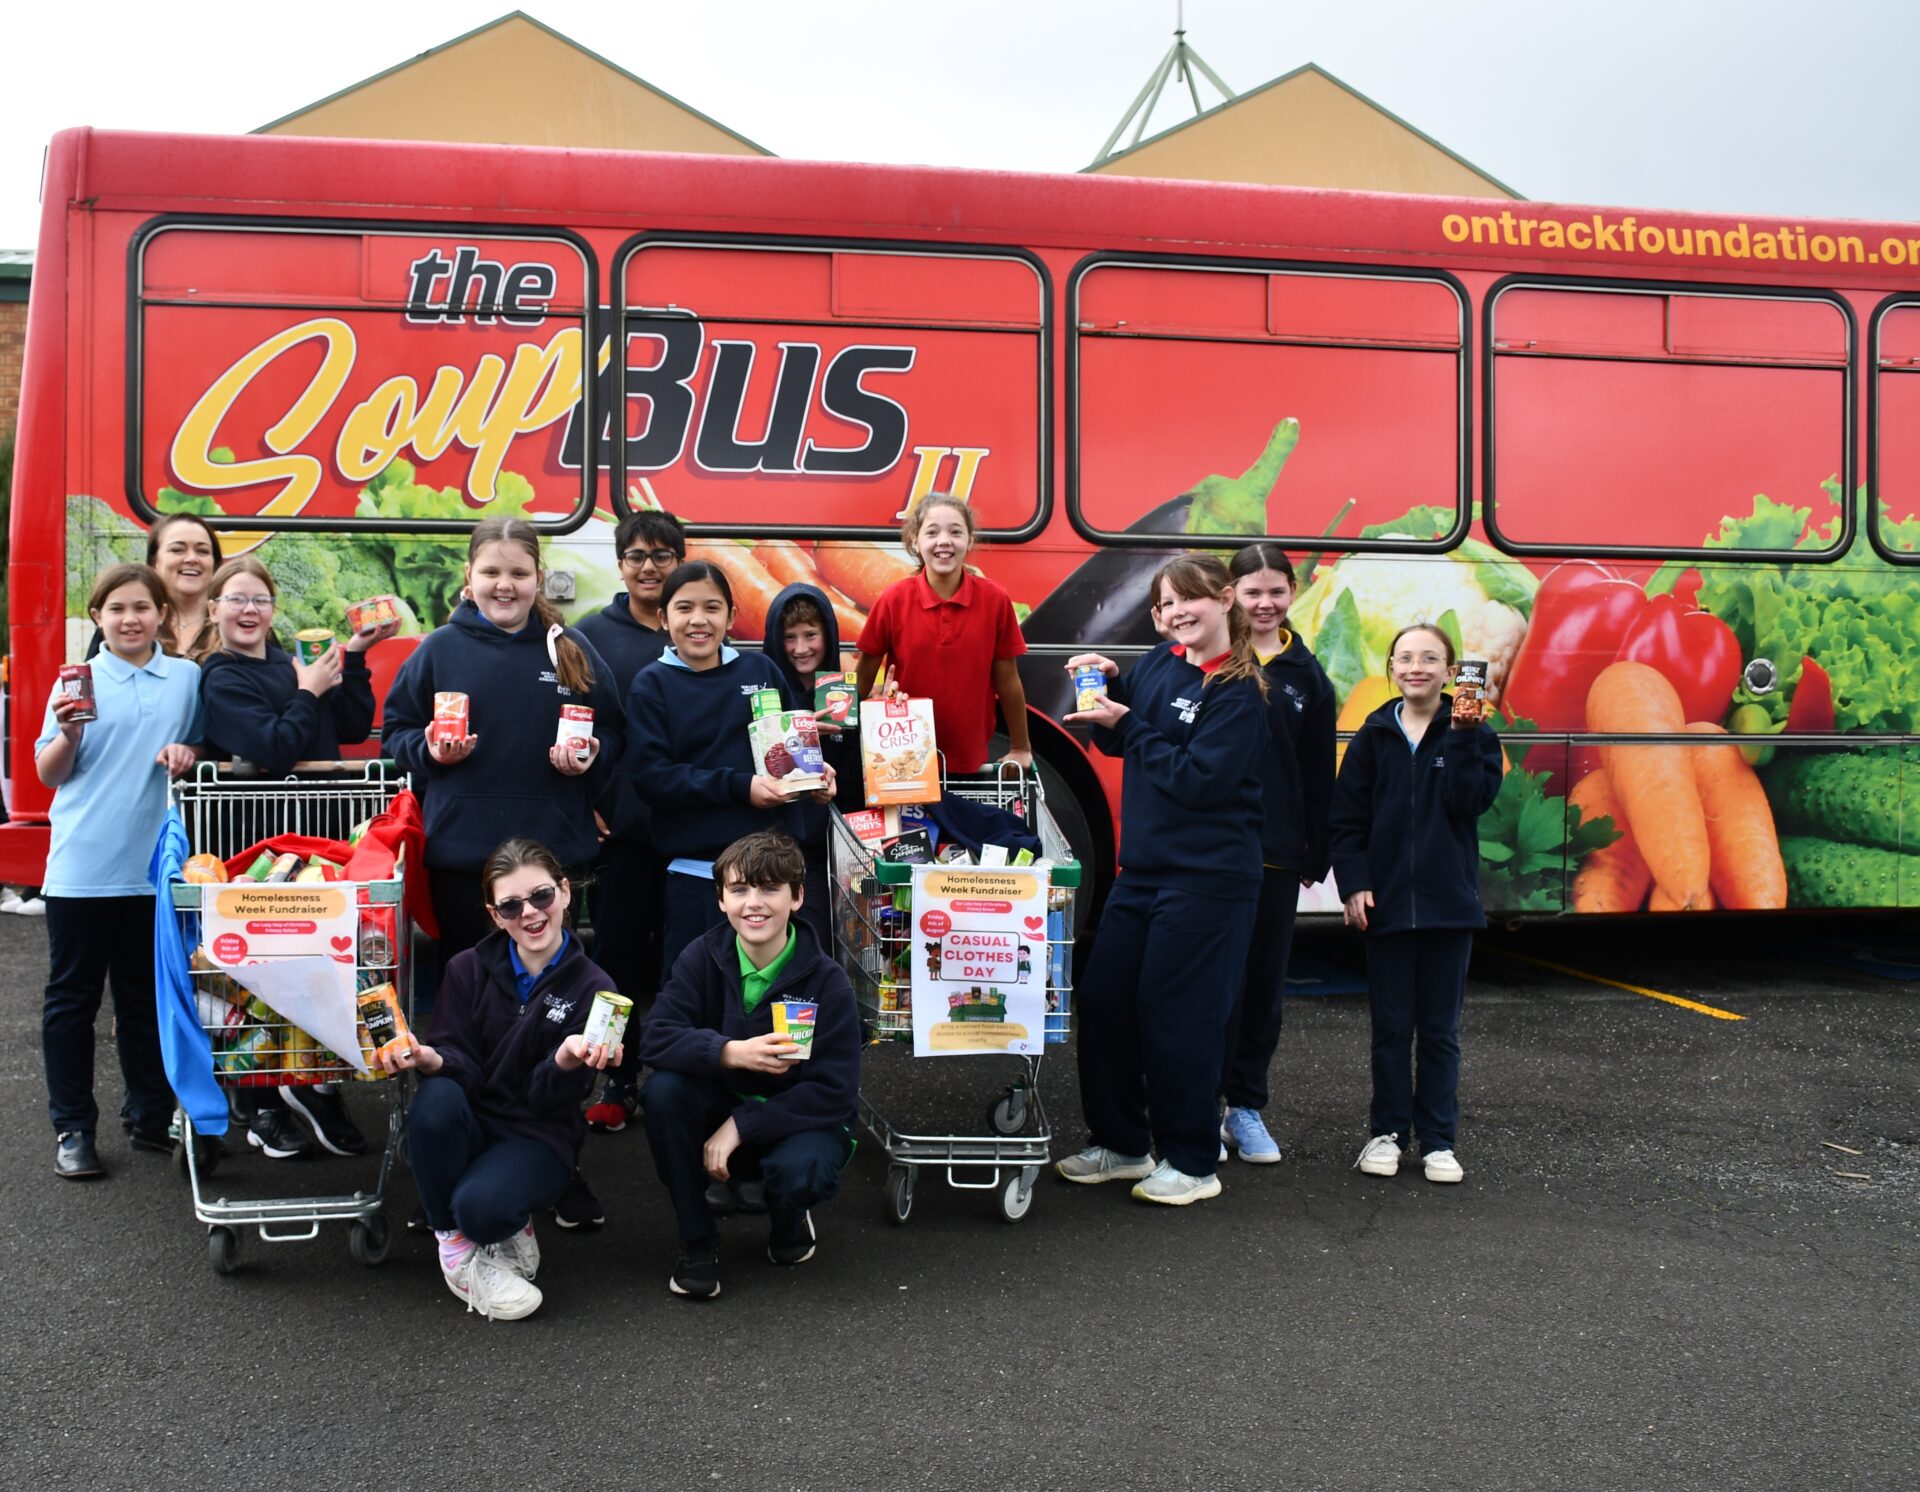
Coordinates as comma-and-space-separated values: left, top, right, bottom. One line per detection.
389, 837, 622, 1322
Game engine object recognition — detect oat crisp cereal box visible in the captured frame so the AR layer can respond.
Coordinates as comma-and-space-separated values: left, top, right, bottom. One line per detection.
861, 696, 940, 806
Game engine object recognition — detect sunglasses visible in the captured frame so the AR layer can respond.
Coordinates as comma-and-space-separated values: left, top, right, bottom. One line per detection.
621, 547, 682, 569
491, 884, 560, 921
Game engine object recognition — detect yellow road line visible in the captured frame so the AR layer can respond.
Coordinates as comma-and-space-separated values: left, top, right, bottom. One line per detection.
1491, 949, 1745, 1021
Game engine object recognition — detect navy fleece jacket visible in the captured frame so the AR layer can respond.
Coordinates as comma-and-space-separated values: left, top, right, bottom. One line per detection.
199, 644, 376, 776
1257, 634, 1337, 880
637, 919, 858, 1146
626, 647, 801, 863
421, 929, 608, 1169
381, 602, 627, 871
575, 593, 671, 847
1090, 643, 1268, 900
1329, 696, 1503, 935
764, 582, 863, 830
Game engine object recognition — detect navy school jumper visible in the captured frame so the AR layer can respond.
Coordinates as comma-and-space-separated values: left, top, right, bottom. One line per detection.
199, 644, 376, 777
380, 601, 628, 872
1078, 644, 1268, 1177
1256, 633, 1338, 881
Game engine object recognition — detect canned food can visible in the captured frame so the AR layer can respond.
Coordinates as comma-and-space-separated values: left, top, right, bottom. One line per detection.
357, 983, 412, 1064
581, 990, 632, 1050
58, 663, 97, 723
429, 691, 470, 744
358, 905, 397, 968
294, 628, 336, 665
556, 704, 595, 762
264, 852, 303, 883
344, 595, 399, 634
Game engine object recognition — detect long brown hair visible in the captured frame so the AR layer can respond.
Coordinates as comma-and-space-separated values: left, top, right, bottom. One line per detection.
900, 491, 976, 569
1155, 554, 1269, 699
203, 556, 277, 662
481, 836, 570, 908
467, 518, 594, 697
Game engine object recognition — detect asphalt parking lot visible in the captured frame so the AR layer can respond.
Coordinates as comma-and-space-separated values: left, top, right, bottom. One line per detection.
1, 912, 1914, 1491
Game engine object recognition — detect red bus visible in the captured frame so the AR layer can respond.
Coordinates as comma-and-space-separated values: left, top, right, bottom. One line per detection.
9, 128, 1920, 915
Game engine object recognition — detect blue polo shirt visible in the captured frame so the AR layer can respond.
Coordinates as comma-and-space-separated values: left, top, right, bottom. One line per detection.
35, 646, 204, 897
509, 930, 572, 1004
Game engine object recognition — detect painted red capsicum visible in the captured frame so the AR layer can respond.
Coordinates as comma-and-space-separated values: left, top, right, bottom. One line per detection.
1615, 570, 1741, 725
1785, 656, 1835, 732
1501, 560, 1649, 732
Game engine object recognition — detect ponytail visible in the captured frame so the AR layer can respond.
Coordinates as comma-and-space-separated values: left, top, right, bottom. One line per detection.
1155, 554, 1269, 700
469, 516, 595, 697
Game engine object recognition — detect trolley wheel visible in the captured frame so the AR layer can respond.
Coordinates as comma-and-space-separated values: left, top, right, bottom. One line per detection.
998, 1167, 1038, 1224
989, 1088, 1029, 1136
349, 1214, 392, 1267
207, 1226, 239, 1275
883, 1165, 915, 1227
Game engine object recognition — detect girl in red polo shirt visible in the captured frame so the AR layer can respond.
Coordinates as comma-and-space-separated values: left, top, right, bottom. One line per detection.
853, 493, 1032, 774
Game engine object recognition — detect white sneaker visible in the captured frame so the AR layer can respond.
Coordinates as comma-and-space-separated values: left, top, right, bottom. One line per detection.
444, 1247, 543, 1320
1130, 1159, 1222, 1206
1355, 1134, 1402, 1177
1422, 1149, 1464, 1184
1055, 1146, 1155, 1184
491, 1222, 540, 1281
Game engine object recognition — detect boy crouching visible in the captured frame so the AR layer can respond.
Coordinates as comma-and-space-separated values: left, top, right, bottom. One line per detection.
638, 831, 859, 1300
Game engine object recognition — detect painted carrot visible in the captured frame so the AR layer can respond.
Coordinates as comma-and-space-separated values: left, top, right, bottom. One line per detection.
684, 539, 785, 642
752, 540, 869, 640
1649, 883, 1715, 912
1569, 768, 1653, 913
1685, 722, 1788, 909
814, 542, 923, 610
1587, 661, 1711, 909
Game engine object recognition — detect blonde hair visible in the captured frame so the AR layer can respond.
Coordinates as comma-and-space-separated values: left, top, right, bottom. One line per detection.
900, 492, 976, 568
1154, 555, 1268, 699
468, 518, 594, 697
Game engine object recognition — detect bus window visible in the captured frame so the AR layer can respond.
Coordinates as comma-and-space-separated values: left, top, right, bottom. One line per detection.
1487, 282, 1852, 558
1871, 298, 1920, 558
614, 239, 1046, 537
132, 222, 596, 528
1070, 260, 1464, 549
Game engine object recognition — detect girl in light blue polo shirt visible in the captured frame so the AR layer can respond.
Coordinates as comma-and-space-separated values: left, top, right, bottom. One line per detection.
36, 563, 203, 1181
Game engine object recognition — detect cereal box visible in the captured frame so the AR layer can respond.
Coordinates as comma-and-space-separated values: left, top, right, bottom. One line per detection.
749, 710, 827, 795
861, 696, 940, 806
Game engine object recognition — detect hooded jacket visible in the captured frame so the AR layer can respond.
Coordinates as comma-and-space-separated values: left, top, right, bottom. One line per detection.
1329, 696, 1503, 935
422, 928, 608, 1169
637, 918, 858, 1147
199, 644, 376, 777
1257, 633, 1338, 881
381, 601, 627, 871
764, 582, 864, 829
625, 646, 801, 863
575, 592, 672, 847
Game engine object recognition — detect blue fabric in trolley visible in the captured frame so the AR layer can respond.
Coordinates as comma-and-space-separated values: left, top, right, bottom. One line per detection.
151, 811, 229, 1137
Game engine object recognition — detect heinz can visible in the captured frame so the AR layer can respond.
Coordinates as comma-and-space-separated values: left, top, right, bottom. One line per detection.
57, 663, 97, 723
294, 628, 335, 665
581, 991, 632, 1050
357, 983, 413, 1064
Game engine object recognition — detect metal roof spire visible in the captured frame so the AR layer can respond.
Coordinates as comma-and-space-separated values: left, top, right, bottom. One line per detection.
1091, 0, 1236, 166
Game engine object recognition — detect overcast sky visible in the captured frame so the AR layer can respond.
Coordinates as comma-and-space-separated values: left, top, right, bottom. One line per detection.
3, 0, 1917, 249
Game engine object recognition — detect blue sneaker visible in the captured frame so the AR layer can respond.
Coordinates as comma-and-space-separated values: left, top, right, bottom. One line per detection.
1222, 1107, 1281, 1164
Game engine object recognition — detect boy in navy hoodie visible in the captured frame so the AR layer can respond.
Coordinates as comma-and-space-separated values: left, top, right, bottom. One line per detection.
576, 509, 684, 1133
637, 831, 859, 1300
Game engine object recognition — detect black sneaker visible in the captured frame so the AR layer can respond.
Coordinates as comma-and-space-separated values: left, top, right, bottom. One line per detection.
767, 1209, 816, 1266
126, 1126, 174, 1154
246, 1102, 316, 1160
551, 1170, 605, 1230
669, 1240, 721, 1300
281, 1085, 368, 1156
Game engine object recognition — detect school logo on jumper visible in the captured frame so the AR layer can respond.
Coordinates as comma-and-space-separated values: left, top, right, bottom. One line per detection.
1172, 695, 1200, 724
543, 996, 576, 1023
1281, 683, 1305, 712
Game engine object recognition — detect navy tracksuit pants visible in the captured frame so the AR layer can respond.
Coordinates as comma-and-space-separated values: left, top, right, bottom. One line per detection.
408, 1076, 572, 1245
641, 1069, 850, 1246
1076, 879, 1258, 1178
1364, 928, 1474, 1153
43, 894, 173, 1138
1220, 866, 1300, 1111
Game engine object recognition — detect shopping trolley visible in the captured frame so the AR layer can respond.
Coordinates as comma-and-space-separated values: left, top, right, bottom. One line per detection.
827, 763, 1080, 1225
165, 762, 413, 1274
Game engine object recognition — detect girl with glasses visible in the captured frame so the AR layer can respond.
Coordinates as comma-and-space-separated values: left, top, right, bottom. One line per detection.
198, 554, 398, 1161
388, 837, 622, 1321
1329, 622, 1502, 1186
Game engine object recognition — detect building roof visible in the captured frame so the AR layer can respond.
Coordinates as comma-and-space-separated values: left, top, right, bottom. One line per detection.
256, 9, 770, 156
0, 250, 30, 302
1087, 61, 1520, 200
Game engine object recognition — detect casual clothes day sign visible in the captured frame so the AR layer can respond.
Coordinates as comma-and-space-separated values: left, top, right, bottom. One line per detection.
908, 865, 1048, 1057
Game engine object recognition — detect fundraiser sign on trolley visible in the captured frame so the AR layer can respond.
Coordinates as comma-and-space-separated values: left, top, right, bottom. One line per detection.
908, 865, 1048, 1057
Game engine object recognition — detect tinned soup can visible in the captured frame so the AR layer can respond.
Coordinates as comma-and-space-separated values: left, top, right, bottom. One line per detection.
581, 991, 632, 1050
58, 663, 97, 722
